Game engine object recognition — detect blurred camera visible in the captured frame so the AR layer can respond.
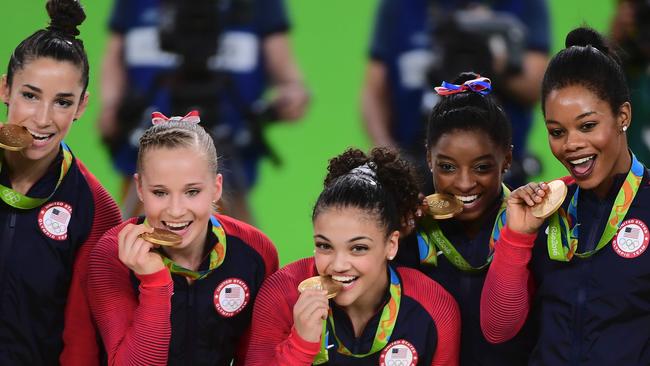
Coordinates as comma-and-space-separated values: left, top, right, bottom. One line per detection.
427, 8, 528, 86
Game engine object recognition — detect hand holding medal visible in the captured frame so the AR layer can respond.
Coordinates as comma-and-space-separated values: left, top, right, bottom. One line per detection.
117, 223, 167, 275
293, 276, 335, 343
531, 180, 568, 219
506, 180, 567, 234
0, 124, 33, 151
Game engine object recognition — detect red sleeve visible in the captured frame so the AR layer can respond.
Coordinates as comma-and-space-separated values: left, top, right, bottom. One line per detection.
558, 175, 575, 185
245, 258, 321, 366
216, 214, 280, 365
399, 267, 461, 366
60, 162, 123, 366
480, 225, 538, 344
87, 219, 174, 366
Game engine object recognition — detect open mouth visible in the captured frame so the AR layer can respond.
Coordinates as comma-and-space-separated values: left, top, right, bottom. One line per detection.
27, 128, 55, 143
455, 194, 481, 206
331, 275, 359, 288
162, 220, 192, 231
567, 155, 596, 178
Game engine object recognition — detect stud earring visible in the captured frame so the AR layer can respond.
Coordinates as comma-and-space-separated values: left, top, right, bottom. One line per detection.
622, 125, 628, 132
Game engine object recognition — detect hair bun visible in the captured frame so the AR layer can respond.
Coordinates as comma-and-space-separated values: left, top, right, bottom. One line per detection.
46, 0, 86, 37
565, 27, 608, 53
452, 71, 481, 85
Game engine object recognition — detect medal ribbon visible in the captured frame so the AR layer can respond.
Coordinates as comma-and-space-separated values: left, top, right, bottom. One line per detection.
0, 142, 73, 209
547, 153, 644, 261
146, 215, 227, 280
312, 266, 401, 364
416, 184, 509, 272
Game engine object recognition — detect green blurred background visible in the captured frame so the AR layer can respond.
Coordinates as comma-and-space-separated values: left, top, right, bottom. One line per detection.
0, 0, 614, 265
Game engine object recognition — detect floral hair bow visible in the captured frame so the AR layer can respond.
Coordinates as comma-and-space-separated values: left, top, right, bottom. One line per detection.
434, 76, 492, 96
151, 110, 201, 125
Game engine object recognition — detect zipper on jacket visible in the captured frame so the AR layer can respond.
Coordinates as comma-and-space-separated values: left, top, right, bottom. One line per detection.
570, 199, 608, 364
0, 212, 17, 286
186, 283, 196, 365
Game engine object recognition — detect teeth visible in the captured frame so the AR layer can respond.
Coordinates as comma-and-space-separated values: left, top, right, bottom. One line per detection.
455, 194, 479, 203
27, 129, 52, 139
331, 275, 357, 283
569, 156, 594, 165
165, 221, 189, 228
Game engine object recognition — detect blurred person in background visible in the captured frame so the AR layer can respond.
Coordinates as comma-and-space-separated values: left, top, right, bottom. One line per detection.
611, 0, 650, 165
361, 0, 550, 191
97, 0, 309, 223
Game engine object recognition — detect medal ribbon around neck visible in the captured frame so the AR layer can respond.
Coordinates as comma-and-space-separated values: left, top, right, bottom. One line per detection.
547, 153, 644, 261
145, 215, 227, 280
0, 142, 73, 209
312, 266, 401, 364
416, 184, 510, 272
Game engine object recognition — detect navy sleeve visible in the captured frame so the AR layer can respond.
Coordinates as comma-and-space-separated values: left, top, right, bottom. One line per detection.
521, 0, 550, 53
257, 0, 290, 36
369, 0, 396, 61
108, 0, 130, 34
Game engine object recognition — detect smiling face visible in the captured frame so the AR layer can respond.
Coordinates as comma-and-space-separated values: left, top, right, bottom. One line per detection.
136, 145, 222, 250
313, 206, 399, 312
1, 57, 88, 163
428, 129, 511, 222
544, 85, 631, 196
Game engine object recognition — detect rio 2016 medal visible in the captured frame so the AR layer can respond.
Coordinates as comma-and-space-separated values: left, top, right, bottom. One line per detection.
425, 193, 463, 219
531, 180, 568, 219
139, 228, 183, 247
0, 124, 33, 151
298, 276, 342, 299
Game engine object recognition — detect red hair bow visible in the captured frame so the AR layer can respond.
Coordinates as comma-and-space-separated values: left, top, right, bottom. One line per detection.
151, 110, 201, 125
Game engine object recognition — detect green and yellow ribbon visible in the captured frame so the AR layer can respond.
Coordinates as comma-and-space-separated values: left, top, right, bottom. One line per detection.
0, 142, 73, 210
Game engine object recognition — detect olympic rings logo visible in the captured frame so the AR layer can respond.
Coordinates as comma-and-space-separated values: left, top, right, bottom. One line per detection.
2, 190, 20, 204
620, 238, 640, 251
45, 219, 64, 234
221, 298, 242, 310
386, 360, 408, 366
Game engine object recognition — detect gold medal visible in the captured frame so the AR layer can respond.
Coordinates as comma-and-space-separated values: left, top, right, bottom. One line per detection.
531, 180, 568, 219
425, 193, 464, 219
0, 124, 33, 151
298, 276, 342, 299
139, 228, 183, 247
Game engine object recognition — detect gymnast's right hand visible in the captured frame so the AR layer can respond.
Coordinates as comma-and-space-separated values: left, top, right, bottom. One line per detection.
293, 289, 329, 343
117, 223, 165, 275
506, 182, 549, 234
